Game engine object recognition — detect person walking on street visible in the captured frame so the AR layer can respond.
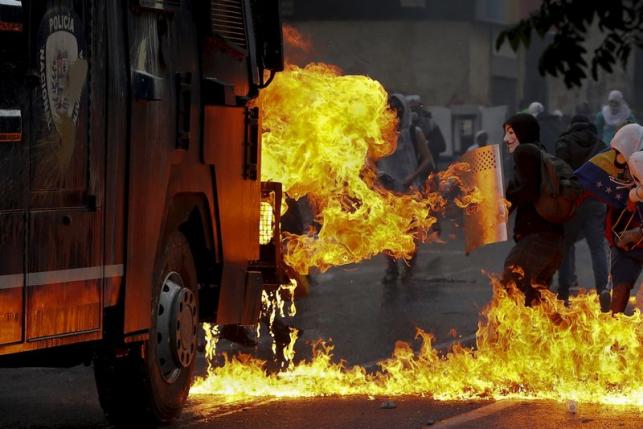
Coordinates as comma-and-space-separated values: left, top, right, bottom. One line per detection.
466, 130, 488, 152
502, 113, 565, 306
406, 95, 446, 167
527, 101, 544, 118
595, 90, 636, 145
555, 116, 610, 310
527, 100, 564, 155
575, 123, 643, 313
378, 94, 435, 283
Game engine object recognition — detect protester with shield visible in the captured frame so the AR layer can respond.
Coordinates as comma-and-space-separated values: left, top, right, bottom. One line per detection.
501, 113, 565, 306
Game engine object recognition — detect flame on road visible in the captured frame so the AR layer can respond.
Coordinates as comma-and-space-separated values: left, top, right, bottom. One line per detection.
191, 280, 642, 405
191, 63, 641, 407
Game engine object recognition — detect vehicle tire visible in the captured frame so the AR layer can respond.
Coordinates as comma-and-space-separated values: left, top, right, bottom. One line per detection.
94, 231, 199, 427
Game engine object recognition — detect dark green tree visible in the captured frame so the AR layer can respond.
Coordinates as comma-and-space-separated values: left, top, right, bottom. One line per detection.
497, 0, 643, 88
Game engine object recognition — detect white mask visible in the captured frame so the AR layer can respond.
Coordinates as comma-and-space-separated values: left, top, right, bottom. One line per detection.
504, 126, 519, 154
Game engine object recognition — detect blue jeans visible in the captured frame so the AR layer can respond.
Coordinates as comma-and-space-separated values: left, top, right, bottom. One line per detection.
558, 200, 608, 299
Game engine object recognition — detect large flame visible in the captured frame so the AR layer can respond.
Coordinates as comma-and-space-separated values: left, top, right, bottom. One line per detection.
256, 63, 474, 274
191, 281, 642, 405
282, 24, 313, 53
190, 63, 642, 407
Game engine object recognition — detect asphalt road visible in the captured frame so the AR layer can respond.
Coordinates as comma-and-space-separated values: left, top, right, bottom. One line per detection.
179, 397, 643, 429
1, 222, 641, 428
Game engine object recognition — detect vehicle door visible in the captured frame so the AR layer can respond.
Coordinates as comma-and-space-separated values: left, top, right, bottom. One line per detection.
25, 0, 104, 341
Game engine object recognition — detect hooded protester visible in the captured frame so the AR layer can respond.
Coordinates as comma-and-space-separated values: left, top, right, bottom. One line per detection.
377, 93, 434, 283
610, 122, 643, 161
502, 113, 564, 306
466, 130, 488, 152
554, 116, 609, 309
527, 101, 544, 118
406, 95, 446, 165
596, 90, 636, 144
574, 123, 643, 313
527, 101, 563, 154
377, 94, 433, 192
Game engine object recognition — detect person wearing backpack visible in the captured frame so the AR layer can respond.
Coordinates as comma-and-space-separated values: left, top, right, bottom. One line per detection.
406, 96, 446, 167
501, 113, 566, 306
554, 116, 610, 310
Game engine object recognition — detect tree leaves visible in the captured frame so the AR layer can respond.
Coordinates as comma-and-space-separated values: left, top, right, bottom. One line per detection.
496, 0, 643, 88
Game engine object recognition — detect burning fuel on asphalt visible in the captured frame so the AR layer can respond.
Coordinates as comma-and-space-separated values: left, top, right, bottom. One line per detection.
190, 61, 642, 407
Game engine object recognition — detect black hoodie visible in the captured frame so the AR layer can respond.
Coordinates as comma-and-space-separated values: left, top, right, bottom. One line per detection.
555, 122, 606, 170
504, 114, 563, 241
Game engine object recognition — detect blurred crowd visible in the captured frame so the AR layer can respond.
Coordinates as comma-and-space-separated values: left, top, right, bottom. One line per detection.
379, 88, 641, 315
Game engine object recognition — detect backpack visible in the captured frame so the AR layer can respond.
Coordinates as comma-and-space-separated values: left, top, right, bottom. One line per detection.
418, 112, 446, 156
535, 149, 584, 224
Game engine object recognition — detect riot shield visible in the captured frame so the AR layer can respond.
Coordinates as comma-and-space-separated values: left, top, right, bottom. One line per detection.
459, 144, 508, 253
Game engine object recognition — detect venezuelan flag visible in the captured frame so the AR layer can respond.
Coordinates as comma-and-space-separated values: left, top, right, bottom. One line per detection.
575, 149, 630, 209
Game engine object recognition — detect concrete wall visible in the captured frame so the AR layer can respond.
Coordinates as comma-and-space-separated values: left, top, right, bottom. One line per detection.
543, 26, 637, 118
285, 20, 499, 107
468, 24, 492, 105
546, 64, 635, 119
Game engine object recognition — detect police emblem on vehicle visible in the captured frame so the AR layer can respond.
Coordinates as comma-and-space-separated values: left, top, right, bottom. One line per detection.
37, 6, 87, 165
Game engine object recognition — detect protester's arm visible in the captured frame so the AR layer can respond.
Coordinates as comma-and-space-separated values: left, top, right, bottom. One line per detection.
505, 144, 541, 206
555, 136, 571, 165
616, 227, 643, 250
404, 127, 435, 187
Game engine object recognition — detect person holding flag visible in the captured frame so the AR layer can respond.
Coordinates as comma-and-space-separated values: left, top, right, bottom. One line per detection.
574, 123, 643, 313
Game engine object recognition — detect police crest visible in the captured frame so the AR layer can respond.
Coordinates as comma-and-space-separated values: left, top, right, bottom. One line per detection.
37, 6, 87, 171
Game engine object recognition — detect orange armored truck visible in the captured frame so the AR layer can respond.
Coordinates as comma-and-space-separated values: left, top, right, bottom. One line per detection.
0, 0, 286, 425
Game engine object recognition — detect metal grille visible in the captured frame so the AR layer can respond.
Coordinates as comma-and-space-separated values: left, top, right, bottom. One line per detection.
210, 0, 247, 50
259, 201, 275, 245
463, 149, 497, 174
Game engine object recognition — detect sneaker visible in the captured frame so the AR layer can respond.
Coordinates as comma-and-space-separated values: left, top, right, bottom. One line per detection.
599, 290, 611, 313
557, 288, 569, 303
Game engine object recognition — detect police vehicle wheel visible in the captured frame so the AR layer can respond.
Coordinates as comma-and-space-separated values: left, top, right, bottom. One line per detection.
94, 231, 199, 427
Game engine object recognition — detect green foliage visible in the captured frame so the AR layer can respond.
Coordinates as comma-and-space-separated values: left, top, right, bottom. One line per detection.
496, 0, 643, 88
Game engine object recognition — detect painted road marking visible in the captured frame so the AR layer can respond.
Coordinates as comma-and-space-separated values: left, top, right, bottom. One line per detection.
429, 400, 519, 428
180, 398, 277, 426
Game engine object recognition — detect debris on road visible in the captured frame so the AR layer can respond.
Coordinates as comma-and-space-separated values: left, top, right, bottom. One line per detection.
380, 400, 397, 409
567, 399, 578, 414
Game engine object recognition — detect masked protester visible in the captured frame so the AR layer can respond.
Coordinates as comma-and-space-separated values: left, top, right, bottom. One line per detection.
595, 90, 636, 144
554, 116, 609, 309
575, 123, 643, 313
502, 113, 564, 306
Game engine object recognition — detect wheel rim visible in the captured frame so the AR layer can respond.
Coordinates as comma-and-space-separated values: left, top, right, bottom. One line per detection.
156, 271, 198, 383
